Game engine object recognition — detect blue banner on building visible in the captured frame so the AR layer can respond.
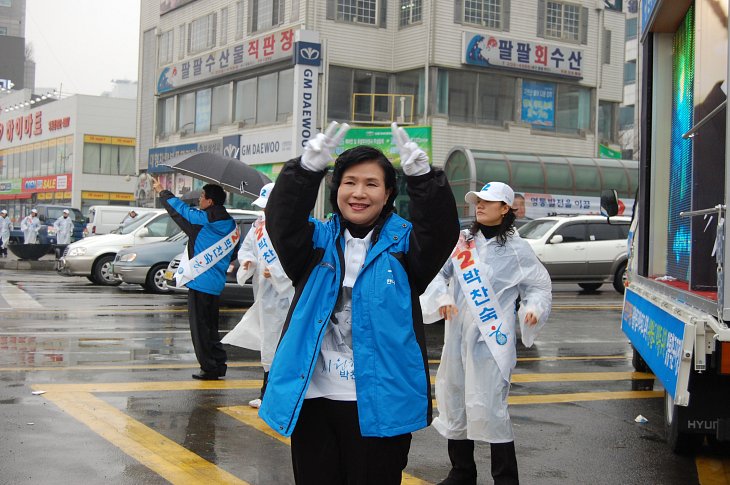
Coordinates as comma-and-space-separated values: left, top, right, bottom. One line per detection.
521, 80, 555, 127
622, 289, 687, 398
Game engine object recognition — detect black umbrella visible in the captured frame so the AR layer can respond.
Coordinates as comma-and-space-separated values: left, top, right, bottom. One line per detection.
161, 152, 271, 198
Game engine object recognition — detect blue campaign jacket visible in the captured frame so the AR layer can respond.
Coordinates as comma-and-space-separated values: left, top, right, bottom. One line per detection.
160, 191, 236, 296
259, 160, 458, 438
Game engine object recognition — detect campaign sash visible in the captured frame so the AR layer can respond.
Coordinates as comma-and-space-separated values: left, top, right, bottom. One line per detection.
451, 231, 513, 382
176, 226, 240, 287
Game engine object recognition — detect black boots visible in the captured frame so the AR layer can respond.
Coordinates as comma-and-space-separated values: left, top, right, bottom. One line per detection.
437, 440, 519, 485
437, 439, 477, 485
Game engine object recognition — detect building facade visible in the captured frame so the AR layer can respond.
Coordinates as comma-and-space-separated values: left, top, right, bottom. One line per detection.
0, 94, 138, 221
0, 0, 35, 92
137, 0, 626, 206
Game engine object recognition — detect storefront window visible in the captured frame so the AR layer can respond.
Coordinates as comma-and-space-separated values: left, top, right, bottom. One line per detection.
327, 66, 352, 122
178, 92, 195, 134
277, 69, 294, 122
195, 88, 212, 133
211, 84, 231, 129
157, 97, 175, 136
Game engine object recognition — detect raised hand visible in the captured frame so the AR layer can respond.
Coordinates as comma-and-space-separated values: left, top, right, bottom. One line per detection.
300, 121, 351, 172
391, 122, 430, 177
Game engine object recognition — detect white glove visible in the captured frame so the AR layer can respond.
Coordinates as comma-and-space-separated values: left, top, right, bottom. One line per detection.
391, 122, 430, 177
300, 121, 350, 172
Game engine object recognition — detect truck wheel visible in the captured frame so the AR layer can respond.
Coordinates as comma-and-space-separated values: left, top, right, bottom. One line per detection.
144, 264, 169, 293
578, 283, 602, 291
631, 345, 650, 372
613, 262, 627, 294
665, 391, 703, 454
93, 255, 121, 286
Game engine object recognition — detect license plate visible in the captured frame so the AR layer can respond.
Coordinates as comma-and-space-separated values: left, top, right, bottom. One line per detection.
164, 270, 173, 280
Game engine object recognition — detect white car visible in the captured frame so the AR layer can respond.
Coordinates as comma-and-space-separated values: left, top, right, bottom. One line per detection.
518, 215, 631, 293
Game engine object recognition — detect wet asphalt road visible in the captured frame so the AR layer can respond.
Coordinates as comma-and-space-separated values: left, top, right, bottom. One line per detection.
0, 270, 727, 485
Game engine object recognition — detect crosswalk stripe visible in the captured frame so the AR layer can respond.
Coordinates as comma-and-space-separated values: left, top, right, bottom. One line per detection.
0, 283, 42, 309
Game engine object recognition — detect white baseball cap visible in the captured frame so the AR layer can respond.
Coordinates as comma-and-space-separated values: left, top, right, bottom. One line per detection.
253, 182, 275, 209
465, 182, 515, 206
0, 209, 7, 215
31, 208, 38, 213
63, 209, 69, 214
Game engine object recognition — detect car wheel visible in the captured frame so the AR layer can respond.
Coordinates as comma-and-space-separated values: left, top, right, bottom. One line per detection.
578, 283, 602, 291
144, 263, 170, 293
613, 262, 627, 294
665, 391, 703, 454
93, 255, 121, 286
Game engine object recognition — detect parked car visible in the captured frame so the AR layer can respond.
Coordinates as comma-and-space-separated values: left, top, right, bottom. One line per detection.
9, 205, 85, 245
518, 215, 631, 293
84, 205, 156, 236
163, 211, 262, 306
112, 210, 260, 294
57, 210, 171, 285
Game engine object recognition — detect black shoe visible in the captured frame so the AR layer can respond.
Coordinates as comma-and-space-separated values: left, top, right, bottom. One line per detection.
192, 370, 222, 380
217, 364, 227, 377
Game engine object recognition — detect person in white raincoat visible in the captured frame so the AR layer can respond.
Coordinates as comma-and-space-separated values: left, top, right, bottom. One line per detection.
0, 209, 12, 257
53, 209, 74, 245
20, 209, 41, 244
222, 182, 294, 409
422, 182, 552, 485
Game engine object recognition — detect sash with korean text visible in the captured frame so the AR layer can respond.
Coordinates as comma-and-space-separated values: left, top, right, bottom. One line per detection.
176, 226, 240, 287
451, 231, 513, 382
253, 219, 279, 265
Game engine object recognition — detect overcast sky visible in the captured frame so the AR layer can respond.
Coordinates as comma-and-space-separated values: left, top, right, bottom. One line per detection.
25, 0, 141, 96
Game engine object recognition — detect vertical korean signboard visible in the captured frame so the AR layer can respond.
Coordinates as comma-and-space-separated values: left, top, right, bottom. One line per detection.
292, 30, 321, 155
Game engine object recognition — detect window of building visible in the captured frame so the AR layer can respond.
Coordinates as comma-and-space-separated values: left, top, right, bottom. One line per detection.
236, 1, 246, 38
250, 0, 284, 33
395, 69, 424, 117
195, 88, 212, 133
603, 29, 611, 64
234, 78, 257, 124
188, 13, 217, 54
211, 85, 231, 129
0, 0, 11, 7
220, 7, 228, 45
598, 100, 616, 144
257, 72, 278, 124
158, 30, 174, 66
82, 143, 135, 175
530, 83, 590, 135
178, 92, 196, 133
463, 0, 503, 29
624, 60, 636, 84
625, 17, 637, 40
157, 97, 175, 136
436, 68, 515, 126
544, 1, 581, 42
327, 66, 353, 122
619, 105, 634, 130
399, 0, 422, 27
277, 69, 294, 121
178, 25, 186, 60
233, 70, 294, 126
337, 0, 378, 25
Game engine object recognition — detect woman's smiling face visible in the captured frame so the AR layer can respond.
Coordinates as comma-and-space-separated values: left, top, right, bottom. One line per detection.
337, 160, 392, 226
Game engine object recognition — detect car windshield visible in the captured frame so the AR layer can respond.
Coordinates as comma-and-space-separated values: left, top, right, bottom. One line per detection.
518, 219, 558, 239
119, 212, 157, 234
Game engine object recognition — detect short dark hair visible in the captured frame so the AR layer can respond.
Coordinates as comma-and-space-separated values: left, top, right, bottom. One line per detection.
328, 146, 398, 215
202, 184, 226, 206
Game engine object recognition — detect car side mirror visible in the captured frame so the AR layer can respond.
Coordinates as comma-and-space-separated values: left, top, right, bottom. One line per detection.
601, 189, 620, 217
137, 227, 150, 238
549, 234, 564, 244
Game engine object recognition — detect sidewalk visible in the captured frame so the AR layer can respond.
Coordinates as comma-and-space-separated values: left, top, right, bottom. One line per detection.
0, 251, 57, 271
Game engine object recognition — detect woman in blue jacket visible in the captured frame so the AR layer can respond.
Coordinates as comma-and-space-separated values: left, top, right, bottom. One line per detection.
260, 122, 459, 484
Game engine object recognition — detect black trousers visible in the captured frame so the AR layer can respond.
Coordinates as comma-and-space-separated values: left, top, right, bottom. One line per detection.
187, 289, 226, 374
291, 398, 412, 485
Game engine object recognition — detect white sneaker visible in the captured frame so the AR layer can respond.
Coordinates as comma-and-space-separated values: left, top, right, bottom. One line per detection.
249, 398, 262, 408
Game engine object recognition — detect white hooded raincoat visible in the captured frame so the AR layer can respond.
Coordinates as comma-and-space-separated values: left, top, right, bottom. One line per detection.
424, 229, 552, 443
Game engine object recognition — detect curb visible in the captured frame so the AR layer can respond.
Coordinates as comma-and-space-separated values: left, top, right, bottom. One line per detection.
0, 259, 57, 271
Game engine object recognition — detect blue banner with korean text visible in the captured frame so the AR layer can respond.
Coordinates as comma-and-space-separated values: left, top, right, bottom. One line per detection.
622, 289, 687, 398
521, 80, 555, 126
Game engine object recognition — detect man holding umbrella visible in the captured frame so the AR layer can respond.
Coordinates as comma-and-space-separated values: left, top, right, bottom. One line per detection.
152, 177, 239, 380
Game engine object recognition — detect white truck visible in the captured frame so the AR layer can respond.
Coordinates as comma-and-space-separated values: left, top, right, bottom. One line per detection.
602, 0, 730, 453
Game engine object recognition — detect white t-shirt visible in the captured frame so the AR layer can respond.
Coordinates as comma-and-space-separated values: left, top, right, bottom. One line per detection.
305, 229, 372, 401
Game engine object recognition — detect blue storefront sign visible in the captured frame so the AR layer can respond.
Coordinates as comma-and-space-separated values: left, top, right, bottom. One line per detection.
622, 289, 688, 398
521, 80, 555, 127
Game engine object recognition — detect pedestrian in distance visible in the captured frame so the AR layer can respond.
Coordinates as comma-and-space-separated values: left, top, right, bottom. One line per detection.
422, 181, 552, 485
120, 210, 138, 228
222, 182, 294, 409
20, 209, 41, 244
53, 209, 74, 245
0, 209, 12, 257
259, 121, 459, 485
153, 177, 239, 380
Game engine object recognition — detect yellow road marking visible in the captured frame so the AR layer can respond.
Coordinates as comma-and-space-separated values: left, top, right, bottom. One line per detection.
696, 454, 730, 485
220, 405, 430, 485
42, 390, 248, 485
511, 371, 655, 383
428, 355, 628, 365
508, 390, 663, 404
